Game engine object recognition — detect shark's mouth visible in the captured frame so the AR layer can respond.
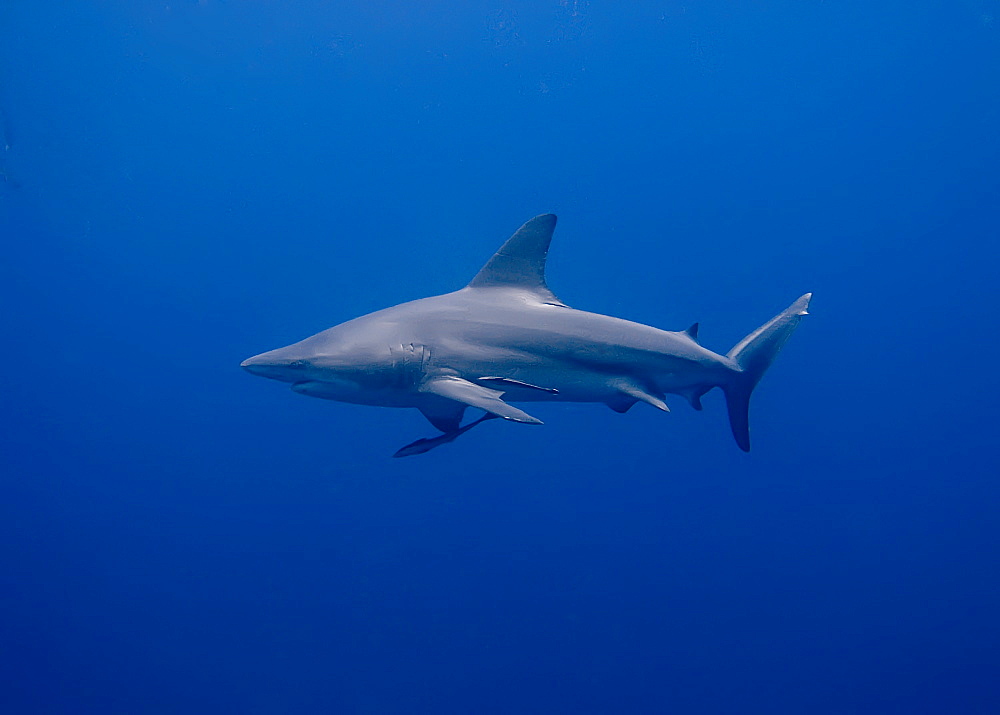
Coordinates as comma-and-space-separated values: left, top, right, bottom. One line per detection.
290, 380, 332, 397
290, 379, 365, 399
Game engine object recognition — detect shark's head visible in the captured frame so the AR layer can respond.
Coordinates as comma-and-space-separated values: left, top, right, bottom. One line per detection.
241, 317, 409, 404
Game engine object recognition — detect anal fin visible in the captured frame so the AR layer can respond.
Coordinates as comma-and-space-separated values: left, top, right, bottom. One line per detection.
681, 385, 711, 411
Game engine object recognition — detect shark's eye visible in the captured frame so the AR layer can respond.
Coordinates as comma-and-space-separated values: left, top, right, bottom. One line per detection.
289, 360, 308, 368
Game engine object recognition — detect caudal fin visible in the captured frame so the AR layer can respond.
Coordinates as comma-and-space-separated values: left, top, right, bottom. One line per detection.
723, 293, 811, 452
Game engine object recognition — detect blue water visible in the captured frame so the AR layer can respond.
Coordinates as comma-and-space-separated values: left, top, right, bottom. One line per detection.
2, 2, 998, 712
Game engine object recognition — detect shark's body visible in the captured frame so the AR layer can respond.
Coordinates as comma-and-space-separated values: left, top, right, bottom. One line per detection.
242, 215, 810, 456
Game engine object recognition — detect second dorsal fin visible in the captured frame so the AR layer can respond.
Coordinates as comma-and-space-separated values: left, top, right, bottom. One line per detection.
467, 214, 565, 305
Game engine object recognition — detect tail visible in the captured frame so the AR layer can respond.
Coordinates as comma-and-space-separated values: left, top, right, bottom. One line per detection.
722, 293, 812, 452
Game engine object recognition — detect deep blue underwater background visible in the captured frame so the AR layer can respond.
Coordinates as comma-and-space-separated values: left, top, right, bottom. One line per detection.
2, 2, 999, 713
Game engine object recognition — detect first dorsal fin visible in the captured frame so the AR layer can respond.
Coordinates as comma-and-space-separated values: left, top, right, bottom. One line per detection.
468, 214, 565, 305
685, 323, 699, 341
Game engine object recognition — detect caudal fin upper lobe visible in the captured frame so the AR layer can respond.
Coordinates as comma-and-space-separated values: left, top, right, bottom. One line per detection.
723, 294, 812, 451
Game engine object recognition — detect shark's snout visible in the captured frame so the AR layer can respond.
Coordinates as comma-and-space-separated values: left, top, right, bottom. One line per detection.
241, 349, 311, 381
240, 354, 272, 377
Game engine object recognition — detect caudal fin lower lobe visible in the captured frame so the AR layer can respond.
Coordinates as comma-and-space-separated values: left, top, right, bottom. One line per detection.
723, 294, 811, 452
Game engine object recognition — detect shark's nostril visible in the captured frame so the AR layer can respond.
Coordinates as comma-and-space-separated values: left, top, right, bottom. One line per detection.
241, 356, 267, 374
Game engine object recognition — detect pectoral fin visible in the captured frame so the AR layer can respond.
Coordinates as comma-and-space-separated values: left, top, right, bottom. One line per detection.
420, 376, 543, 424
419, 399, 466, 432
605, 394, 638, 413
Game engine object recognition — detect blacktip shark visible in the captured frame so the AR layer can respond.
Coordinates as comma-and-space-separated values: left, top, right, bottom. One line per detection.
242, 215, 811, 457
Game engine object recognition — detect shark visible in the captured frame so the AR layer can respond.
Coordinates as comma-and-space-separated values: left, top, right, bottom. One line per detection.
241, 215, 811, 456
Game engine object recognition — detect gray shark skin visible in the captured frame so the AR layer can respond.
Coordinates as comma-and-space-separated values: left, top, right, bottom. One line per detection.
242, 215, 811, 456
